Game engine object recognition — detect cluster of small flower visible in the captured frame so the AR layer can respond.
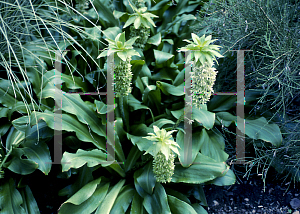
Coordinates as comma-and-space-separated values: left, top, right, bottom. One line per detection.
114, 57, 133, 97
129, 25, 150, 49
189, 62, 218, 109
152, 151, 175, 183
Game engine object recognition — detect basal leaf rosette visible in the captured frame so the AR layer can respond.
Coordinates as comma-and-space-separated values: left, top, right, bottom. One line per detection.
178, 33, 224, 67
142, 126, 180, 183
97, 32, 140, 97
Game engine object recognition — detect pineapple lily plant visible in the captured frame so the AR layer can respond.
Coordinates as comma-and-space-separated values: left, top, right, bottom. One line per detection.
97, 32, 140, 97
178, 33, 224, 109
142, 125, 180, 183
114, 2, 158, 48
0, 1, 284, 213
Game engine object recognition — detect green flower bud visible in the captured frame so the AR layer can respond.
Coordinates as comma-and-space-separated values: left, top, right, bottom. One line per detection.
152, 151, 175, 183
129, 25, 150, 49
75, 0, 89, 14
189, 62, 218, 108
114, 57, 133, 97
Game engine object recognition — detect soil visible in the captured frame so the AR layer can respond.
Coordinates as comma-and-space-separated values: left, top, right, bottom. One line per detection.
202, 166, 300, 214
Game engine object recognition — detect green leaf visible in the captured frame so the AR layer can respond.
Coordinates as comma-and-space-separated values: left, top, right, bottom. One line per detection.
6, 127, 25, 149
61, 149, 110, 171
243, 117, 282, 147
110, 185, 135, 214
156, 81, 184, 96
216, 112, 282, 147
124, 16, 136, 29
42, 69, 88, 91
134, 16, 142, 29
143, 183, 171, 214
38, 84, 107, 138
147, 33, 161, 46
102, 27, 122, 41
171, 152, 229, 184
199, 129, 229, 162
205, 169, 236, 186
58, 177, 109, 214
6, 148, 39, 175
207, 95, 236, 112
150, 118, 175, 129
176, 130, 203, 167
95, 179, 126, 214
191, 203, 208, 214
0, 178, 26, 214
124, 145, 143, 173
20, 140, 52, 175
30, 110, 107, 152
85, 26, 102, 41
136, 162, 156, 195
19, 186, 40, 214
130, 192, 146, 214
153, 50, 174, 67
117, 51, 127, 61
0, 79, 22, 108
167, 195, 198, 214
192, 107, 215, 130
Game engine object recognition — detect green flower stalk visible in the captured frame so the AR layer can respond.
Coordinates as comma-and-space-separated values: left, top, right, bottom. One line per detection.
178, 33, 224, 108
97, 32, 140, 97
143, 125, 180, 183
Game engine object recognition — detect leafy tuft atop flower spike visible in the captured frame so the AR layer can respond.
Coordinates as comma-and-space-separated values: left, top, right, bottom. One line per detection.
97, 32, 140, 66
142, 125, 180, 161
178, 33, 224, 67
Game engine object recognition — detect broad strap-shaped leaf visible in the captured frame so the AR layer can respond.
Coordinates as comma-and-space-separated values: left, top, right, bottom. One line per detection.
0, 178, 26, 214
19, 185, 40, 214
199, 129, 229, 162
192, 105, 215, 130
61, 149, 125, 178
135, 162, 156, 195
0, 79, 22, 108
6, 148, 39, 175
176, 130, 203, 167
61, 149, 110, 171
38, 83, 106, 138
156, 81, 185, 96
58, 177, 109, 214
42, 69, 88, 91
143, 183, 171, 214
95, 179, 126, 214
130, 192, 146, 214
216, 112, 282, 147
167, 195, 198, 214
124, 145, 143, 173
171, 152, 229, 184
30, 110, 106, 152
6, 127, 25, 149
205, 169, 236, 186
110, 184, 135, 214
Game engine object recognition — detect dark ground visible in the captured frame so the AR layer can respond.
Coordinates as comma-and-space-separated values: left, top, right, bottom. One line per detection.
202, 166, 300, 214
